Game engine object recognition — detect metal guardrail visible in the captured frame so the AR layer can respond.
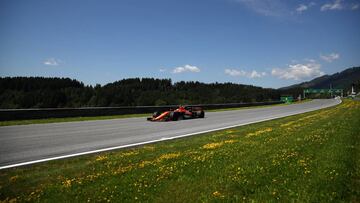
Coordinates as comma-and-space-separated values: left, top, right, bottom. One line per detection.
0, 101, 283, 121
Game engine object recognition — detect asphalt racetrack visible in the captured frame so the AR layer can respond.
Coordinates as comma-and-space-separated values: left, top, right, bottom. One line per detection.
0, 99, 341, 169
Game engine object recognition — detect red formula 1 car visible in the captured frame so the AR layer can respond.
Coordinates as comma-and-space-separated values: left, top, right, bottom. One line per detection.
147, 106, 205, 121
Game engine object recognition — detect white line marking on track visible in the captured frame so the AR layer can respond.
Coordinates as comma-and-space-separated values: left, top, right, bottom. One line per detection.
0, 99, 341, 170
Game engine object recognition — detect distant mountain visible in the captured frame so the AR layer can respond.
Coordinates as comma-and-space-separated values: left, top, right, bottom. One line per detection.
281, 67, 360, 92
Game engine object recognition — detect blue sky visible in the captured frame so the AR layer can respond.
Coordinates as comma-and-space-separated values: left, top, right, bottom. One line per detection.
0, 0, 359, 88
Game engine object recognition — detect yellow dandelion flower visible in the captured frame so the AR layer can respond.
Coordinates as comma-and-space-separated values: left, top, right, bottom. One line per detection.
246, 128, 272, 138
280, 121, 296, 127
224, 139, 237, 144
212, 191, 225, 198
138, 160, 152, 168
62, 179, 72, 188
157, 153, 181, 161
95, 155, 108, 161
143, 146, 155, 151
213, 191, 221, 197
202, 142, 223, 149
9, 175, 19, 182
122, 151, 139, 157
114, 165, 133, 174
298, 159, 306, 166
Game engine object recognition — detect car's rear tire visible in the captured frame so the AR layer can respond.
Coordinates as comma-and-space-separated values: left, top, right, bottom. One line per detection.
169, 111, 179, 121
178, 113, 184, 120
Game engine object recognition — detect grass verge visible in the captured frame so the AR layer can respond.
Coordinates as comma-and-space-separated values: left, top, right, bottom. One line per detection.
0, 114, 149, 127
0, 100, 310, 127
1, 99, 358, 202
207, 99, 310, 112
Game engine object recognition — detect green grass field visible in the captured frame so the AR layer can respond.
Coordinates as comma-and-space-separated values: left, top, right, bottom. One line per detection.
0, 113, 149, 127
0, 99, 359, 202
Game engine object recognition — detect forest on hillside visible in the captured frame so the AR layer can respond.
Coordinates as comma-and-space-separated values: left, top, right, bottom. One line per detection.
0, 77, 282, 108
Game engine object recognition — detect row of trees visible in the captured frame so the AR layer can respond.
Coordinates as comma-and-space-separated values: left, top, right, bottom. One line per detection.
0, 77, 284, 109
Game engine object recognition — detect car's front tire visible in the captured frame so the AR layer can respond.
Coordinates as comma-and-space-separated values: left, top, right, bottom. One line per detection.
199, 110, 205, 118
153, 111, 161, 118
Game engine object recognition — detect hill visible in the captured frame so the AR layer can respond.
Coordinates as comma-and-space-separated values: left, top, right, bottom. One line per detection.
281, 67, 360, 91
278, 67, 360, 98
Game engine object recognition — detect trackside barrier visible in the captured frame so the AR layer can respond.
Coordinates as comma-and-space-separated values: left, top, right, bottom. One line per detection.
0, 101, 283, 121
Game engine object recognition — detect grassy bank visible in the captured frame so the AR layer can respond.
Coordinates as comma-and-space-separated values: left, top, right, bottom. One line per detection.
207, 99, 310, 112
0, 100, 310, 127
0, 99, 359, 202
0, 113, 149, 127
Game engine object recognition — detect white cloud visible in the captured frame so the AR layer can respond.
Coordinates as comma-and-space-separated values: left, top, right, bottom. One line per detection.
225, 69, 266, 78
271, 61, 324, 80
321, 0, 343, 11
305, 58, 316, 63
320, 53, 340, 62
351, 3, 359, 10
309, 2, 316, 7
234, 0, 289, 17
296, 2, 315, 13
321, 0, 360, 11
172, 64, 200, 74
159, 68, 167, 72
249, 70, 267, 78
225, 69, 247, 77
43, 58, 61, 66
321, 0, 344, 11
296, 4, 308, 13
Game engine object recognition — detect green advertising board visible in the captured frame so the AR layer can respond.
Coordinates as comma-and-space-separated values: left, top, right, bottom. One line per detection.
280, 96, 293, 104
